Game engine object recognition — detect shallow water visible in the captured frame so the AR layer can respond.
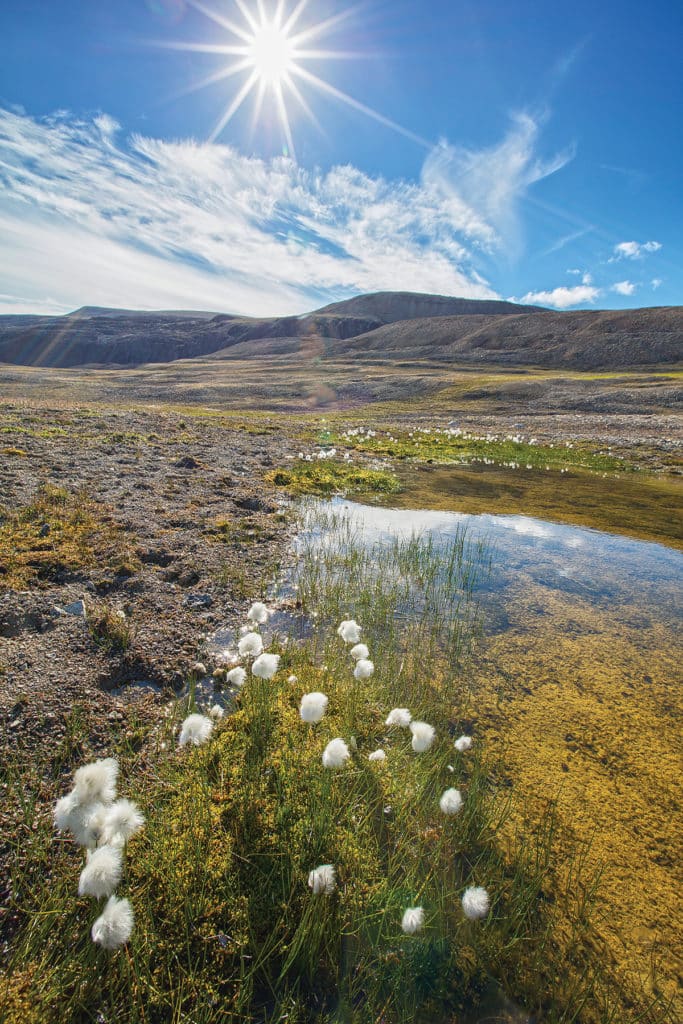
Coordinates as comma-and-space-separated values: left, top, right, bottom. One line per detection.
310, 471, 683, 1010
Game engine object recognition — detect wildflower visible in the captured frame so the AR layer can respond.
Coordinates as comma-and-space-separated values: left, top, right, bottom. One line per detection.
73, 758, 119, 805
368, 749, 386, 762
252, 652, 280, 679
349, 643, 369, 661
308, 864, 336, 894
454, 735, 473, 753
462, 886, 490, 920
247, 601, 269, 624
179, 713, 214, 747
91, 895, 134, 950
209, 704, 224, 720
226, 666, 247, 687
337, 619, 361, 644
409, 721, 436, 752
385, 708, 411, 728
439, 788, 463, 815
299, 691, 328, 723
238, 632, 264, 658
287, 674, 298, 684
353, 659, 374, 681
101, 799, 145, 846
78, 845, 122, 899
322, 738, 350, 768
401, 906, 424, 934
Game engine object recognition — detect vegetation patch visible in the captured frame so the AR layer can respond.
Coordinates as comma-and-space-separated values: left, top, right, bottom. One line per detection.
267, 459, 401, 496
87, 602, 134, 653
0, 485, 138, 592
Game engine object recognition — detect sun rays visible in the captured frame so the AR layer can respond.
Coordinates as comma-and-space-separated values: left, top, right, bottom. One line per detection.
156, 0, 428, 157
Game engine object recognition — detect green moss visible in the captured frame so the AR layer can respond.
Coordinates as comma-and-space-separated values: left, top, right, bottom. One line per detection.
268, 459, 401, 496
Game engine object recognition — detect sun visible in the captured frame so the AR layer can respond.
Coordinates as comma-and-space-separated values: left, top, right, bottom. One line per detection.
157, 0, 427, 158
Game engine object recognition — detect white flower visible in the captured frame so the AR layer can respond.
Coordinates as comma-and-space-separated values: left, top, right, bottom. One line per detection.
409, 721, 436, 752
385, 708, 411, 728
439, 788, 463, 815
179, 713, 214, 747
287, 674, 298, 684
401, 906, 424, 934
353, 659, 374, 681
226, 666, 247, 687
368, 749, 386, 762
251, 653, 280, 679
209, 704, 224, 720
349, 643, 369, 661
53, 790, 81, 833
238, 632, 264, 658
299, 692, 328, 723
73, 758, 119, 805
308, 864, 336, 894
91, 895, 134, 950
247, 601, 269, 624
322, 738, 350, 768
462, 886, 490, 920
337, 619, 361, 644
454, 735, 473, 753
71, 802, 108, 849
101, 799, 145, 846
78, 845, 122, 899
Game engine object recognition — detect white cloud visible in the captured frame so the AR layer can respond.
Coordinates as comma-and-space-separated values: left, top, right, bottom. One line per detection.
651, 278, 663, 290
421, 112, 574, 253
0, 106, 509, 315
582, 272, 592, 285
611, 240, 662, 260
519, 284, 601, 309
612, 280, 635, 296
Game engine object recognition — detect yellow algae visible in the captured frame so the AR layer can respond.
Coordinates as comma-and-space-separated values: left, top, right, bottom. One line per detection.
469, 579, 683, 1015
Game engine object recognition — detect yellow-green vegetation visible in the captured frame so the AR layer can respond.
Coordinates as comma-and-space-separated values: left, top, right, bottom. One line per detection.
331, 426, 629, 474
3, 509, 674, 1024
87, 602, 133, 653
267, 459, 401, 496
0, 485, 138, 592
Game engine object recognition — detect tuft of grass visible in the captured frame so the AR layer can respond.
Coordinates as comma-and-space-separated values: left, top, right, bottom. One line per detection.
268, 459, 401, 497
87, 602, 133, 653
0, 485, 138, 592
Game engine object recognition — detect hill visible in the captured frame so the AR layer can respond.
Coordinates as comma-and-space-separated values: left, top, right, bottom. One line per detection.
0, 292, 680, 370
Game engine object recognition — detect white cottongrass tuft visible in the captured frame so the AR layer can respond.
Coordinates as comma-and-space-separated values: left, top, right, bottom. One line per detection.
73, 758, 119, 805
349, 643, 369, 661
439, 788, 463, 815
247, 601, 269, 624
462, 886, 490, 920
401, 906, 425, 934
209, 704, 224, 720
322, 738, 351, 768
78, 845, 122, 899
91, 895, 134, 950
368, 749, 386, 762
308, 863, 336, 894
385, 708, 412, 728
454, 734, 473, 752
71, 802, 108, 849
226, 666, 247, 687
337, 619, 362, 644
299, 691, 328, 724
287, 674, 298, 684
251, 652, 280, 679
409, 721, 436, 752
353, 658, 374, 681
238, 632, 264, 658
53, 790, 82, 833
101, 799, 145, 847
179, 713, 214, 747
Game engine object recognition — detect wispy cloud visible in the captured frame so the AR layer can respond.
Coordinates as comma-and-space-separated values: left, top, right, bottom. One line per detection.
612, 280, 635, 296
421, 112, 574, 255
651, 278, 663, 290
610, 239, 661, 261
519, 284, 600, 309
0, 106, 513, 315
541, 226, 593, 256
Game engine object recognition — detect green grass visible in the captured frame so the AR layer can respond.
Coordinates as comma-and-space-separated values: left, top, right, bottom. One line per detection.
267, 459, 402, 497
1, 507, 675, 1024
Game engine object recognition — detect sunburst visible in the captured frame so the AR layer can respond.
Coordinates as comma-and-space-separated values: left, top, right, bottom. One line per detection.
156, 0, 428, 157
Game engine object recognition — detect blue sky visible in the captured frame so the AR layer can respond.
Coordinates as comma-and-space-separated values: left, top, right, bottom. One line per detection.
0, 0, 680, 315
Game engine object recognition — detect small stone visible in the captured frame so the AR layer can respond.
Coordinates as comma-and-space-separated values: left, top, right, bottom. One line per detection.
185, 593, 213, 610
64, 599, 87, 618
191, 662, 207, 676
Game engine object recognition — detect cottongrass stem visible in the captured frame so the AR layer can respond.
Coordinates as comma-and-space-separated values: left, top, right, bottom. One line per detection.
462, 886, 490, 920
179, 713, 214, 747
299, 692, 329, 723
91, 895, 134, 950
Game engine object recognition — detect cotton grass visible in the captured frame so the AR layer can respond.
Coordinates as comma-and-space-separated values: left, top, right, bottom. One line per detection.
439, 788, 463, 815
91, 895, 134, 950
226, 666, 247, 687
385, 707, 411, 728
247, 601, 269, 624
454, 735, 473, 752
353, 658, 374, 680
349, 643, 369, 661
179, 713, 214, 747
401, 907, 425, 934
462, 886, 490, 920
299, 691, 328, 723
308, 864, 336, 894
238, 632, 264, 658
78, 845, 122, 899
251, 652, 280, 679
337, 619, 361, 644
322, 738, 350, 768
368, 749, 386, 762
100, 799, 145, 847
72, 758, 119, 805
409, 721, 436, 752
